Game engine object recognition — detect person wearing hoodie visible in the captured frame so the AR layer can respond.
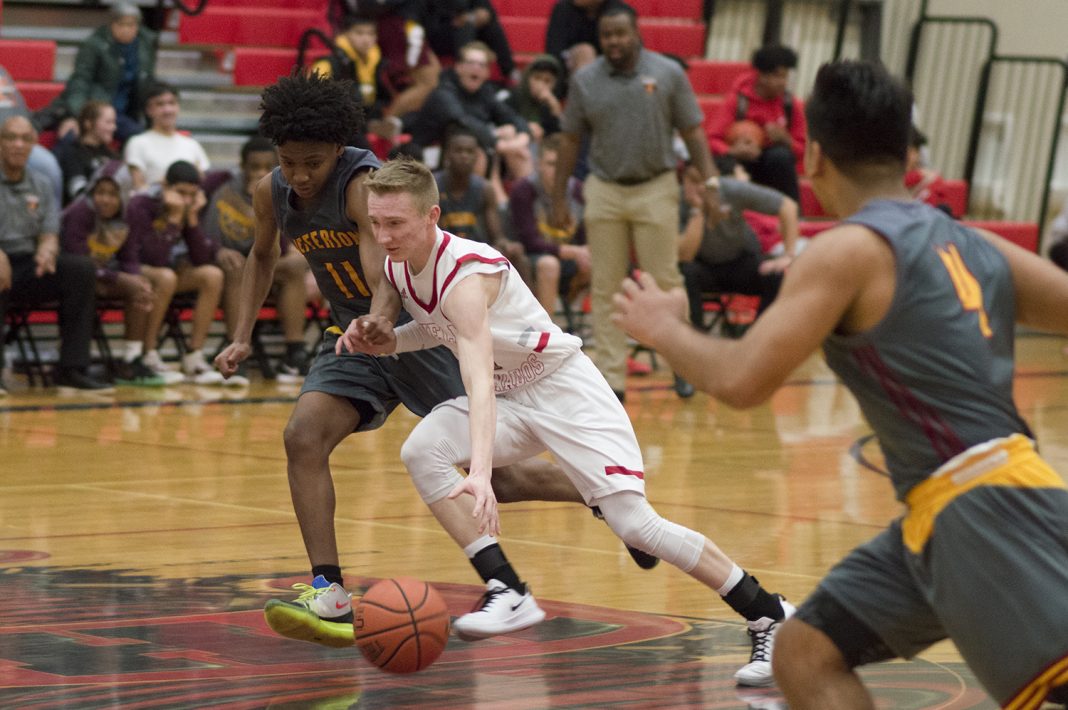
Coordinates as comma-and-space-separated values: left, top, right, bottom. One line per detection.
60, 160, 164, 386
706, 44, 806, 201
504, 54, 564, 144
125, 160, 225, 385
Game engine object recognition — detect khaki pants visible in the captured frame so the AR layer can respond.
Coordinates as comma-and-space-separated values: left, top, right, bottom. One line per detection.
584, 171, 684, 391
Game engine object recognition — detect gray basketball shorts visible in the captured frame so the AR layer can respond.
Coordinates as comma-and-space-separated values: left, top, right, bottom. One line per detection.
301, 331, 465, 432
800, 479, 1068, 706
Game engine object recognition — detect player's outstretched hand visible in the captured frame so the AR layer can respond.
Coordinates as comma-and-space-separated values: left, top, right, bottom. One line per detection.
215, 341, 251, 377
611, 270, 688, 348
335, 315, 397, 356
447, 470, 500, 537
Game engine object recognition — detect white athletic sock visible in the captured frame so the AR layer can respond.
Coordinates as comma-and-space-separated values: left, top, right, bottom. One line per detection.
463, 535, 497, 559
716, 563, 745, 597
123, 340, 143, 363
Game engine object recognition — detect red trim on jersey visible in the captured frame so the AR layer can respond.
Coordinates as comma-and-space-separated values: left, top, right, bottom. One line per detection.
605, 466, 644, 480
439, 253, 511, 302
533, 332, 550, 352
405, 232, 452, 313
853, 344, 965, 461
384, 259, 398, 291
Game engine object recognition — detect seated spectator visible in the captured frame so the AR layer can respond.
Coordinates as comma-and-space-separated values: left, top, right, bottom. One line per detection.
1, 64, 64, 203
707, 44, 806, 200
204, 136, 310, 383
545, 0, 634, 78
0, 116, 112, 393
435, 127, 530, 283
311, 14, 393, 142
37, 2, 156, 143
509, 133, 590, 313
60, 160, 165, 386
504, 54, 564, 145
55, 101, 119, 206
124, 83, 210, 191
677, 160, 798, 330
421, 0, 516, 82
338, 2, 441, 138
125, 160, 225, 385
407, 42, 532, 178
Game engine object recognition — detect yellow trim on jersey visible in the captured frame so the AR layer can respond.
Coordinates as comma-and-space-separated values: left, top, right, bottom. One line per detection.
902, 434, 1066, 554
1004, 654, 1068, 710
326, 325, 343, 335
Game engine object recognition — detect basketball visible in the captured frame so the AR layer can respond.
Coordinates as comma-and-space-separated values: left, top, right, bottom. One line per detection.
354, 577, 451, 674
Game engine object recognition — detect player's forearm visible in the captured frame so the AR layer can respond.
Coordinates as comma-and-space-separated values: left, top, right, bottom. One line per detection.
392, 322, 440, 353
649, 323, 763, 408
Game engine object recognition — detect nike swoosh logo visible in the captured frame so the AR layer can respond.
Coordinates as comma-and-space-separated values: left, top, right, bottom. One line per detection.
510, 597, 527, 612
336, 601, 349, 610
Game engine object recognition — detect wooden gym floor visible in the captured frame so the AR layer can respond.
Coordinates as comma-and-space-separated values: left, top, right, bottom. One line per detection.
1, 333, 1066, 709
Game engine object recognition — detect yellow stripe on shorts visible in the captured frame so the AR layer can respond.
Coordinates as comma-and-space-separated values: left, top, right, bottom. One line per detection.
1004, 653, 1068, 710
902, 434, 1066, 554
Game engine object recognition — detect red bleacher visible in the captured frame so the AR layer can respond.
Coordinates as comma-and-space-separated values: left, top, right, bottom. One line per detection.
499, 16, 706, 58
687, 59, 748, 95
232, 46, 331, 87
16, 80, 63, 110
0, 39, 56, 81
179, 7, 330, 48
801, 178, 970, 219
492, 0, 703, 19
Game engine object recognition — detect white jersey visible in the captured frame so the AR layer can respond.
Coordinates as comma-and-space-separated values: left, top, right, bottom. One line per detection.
384, 229, 583, 393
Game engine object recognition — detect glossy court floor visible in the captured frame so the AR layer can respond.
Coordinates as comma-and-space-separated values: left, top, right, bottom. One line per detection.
2, 333, 1066, 709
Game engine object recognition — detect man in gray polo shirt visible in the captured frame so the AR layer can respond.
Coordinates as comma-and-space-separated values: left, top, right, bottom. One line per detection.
548, 4, 720, 402
0, 115, 112, 393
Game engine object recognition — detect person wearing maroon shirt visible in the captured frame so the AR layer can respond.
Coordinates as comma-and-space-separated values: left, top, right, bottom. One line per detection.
125, 160, 224, 384
706, 45, 806, 201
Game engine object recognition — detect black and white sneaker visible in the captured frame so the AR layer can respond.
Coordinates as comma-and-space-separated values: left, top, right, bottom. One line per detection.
734, 596, 796, 687
591, 505, 660, 569
452, 579, 545, 640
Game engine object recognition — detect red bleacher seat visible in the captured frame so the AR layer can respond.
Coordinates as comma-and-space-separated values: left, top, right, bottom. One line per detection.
179, 7, 330, 48
499, 16, 547, 55
0, 39, 56, 81
629, 0, 704, 19
687, 60, 748, 95
639, 20, 706, 57
492, 0, 556, 16
16, 81, 63, 111
964, 221, 1039, 252
698, 95, 727, 133
232, 47, 330, 86
799, 179, 827, 218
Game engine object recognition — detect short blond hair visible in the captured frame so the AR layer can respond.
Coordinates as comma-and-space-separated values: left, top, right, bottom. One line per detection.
365, 157, 439, 215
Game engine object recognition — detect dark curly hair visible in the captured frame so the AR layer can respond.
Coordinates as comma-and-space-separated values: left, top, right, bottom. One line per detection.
258, 71, 365, 146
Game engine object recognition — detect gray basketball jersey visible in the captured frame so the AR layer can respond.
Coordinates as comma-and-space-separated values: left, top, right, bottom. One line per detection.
823, 200, 1030, 500
271, 146, 380, 328
434, 171, 489, 243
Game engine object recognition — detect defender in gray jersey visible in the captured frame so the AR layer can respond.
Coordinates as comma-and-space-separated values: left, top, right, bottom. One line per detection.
214, 74, 594, 650
614, 61, 1068, 708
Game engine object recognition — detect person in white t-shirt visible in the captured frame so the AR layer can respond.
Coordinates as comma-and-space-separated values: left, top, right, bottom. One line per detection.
123, 82, 209, 190
336, 157, 794, 687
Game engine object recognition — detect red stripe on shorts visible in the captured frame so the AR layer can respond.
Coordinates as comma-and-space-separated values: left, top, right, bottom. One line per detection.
605, 466, 644, 480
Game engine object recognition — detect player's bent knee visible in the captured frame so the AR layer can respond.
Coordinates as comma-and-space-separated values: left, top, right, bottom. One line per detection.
401, 422, 465, 504
595, 492, 703, 571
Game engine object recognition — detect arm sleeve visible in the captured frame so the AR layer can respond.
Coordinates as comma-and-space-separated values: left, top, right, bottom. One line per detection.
60, 201, 92, 256
393, 321, 444, 353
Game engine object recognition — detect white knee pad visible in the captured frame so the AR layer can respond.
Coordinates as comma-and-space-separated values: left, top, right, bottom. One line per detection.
595, 491, 705, 572
401, 411, 466, 504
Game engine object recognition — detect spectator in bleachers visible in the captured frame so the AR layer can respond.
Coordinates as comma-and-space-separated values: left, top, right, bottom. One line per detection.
0, 115, 112, 393
54, 101, 119, 206
39, 2, 157, 144
334, 2, 442, 141
545, 0, 634, 77
677, 159, 797, 330
549, 5, 719, 402
435, 126, 530, 283
504, 54, 564, 145
0, 64, 63, 204
204, 136, 310, 384
707, 44, 806, 201
509, 133, 590, 314
60, 160, 165, 386
407, 42, 532, 178
124, 83, 210, 192
126, 160, 225, 385
421, 0, 516, 83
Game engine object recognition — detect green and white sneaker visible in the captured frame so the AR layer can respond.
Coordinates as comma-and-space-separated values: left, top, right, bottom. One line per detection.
263, 575, 354, 648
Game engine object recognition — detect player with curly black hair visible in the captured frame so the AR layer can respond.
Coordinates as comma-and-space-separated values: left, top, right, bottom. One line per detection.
215, 72, 616, 650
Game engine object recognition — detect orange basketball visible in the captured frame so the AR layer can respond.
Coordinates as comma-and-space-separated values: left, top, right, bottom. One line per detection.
354, 577, 451, 674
